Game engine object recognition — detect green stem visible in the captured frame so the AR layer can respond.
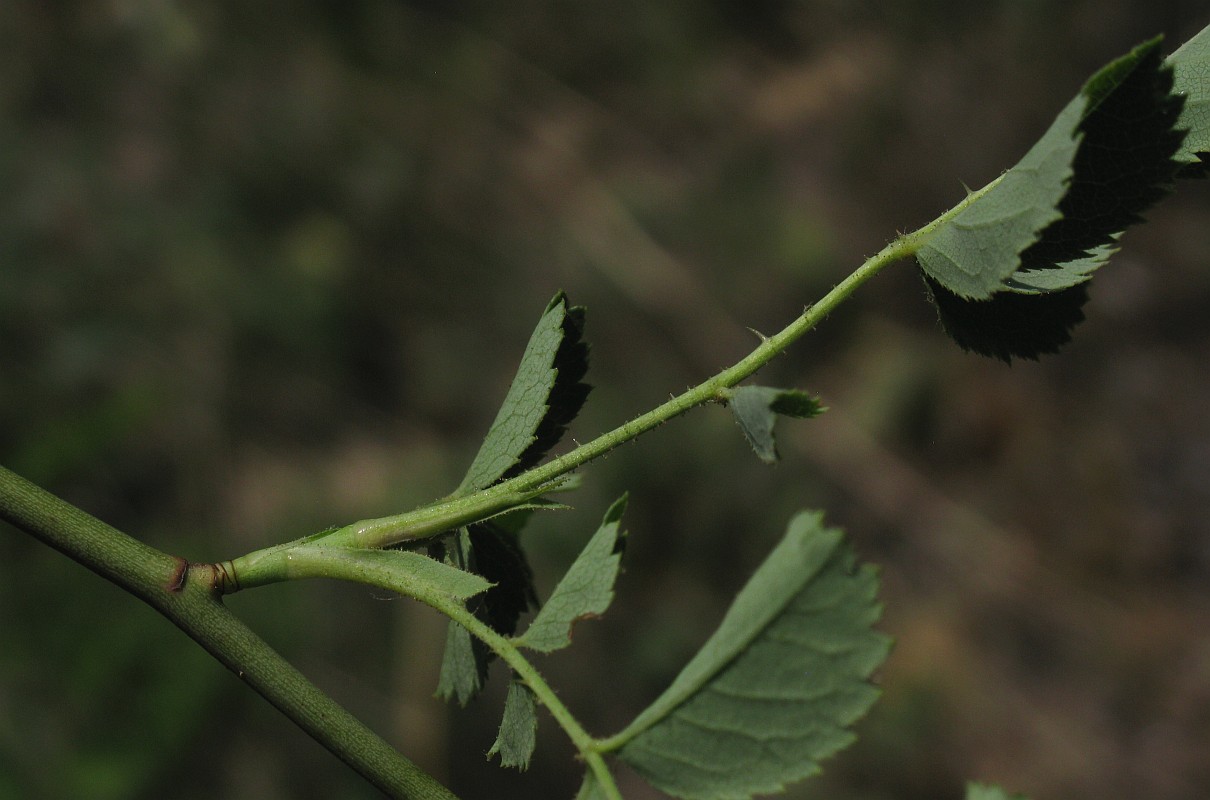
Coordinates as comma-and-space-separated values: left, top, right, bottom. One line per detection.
0, 178, 995, 798
500, 227, 928, 493
445, 606, 624, 799
471, 179, 996, 501
227, 481, 557, 591
307, 222, 919, 554
509, 179, 1005, 494
0, 465, 458, 800
221, 216, 968, 781
282, 545, 625, 800
229, 224, 939, 588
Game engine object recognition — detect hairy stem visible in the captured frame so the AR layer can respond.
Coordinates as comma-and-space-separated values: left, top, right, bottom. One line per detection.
501, 179, 1004, 496
281, 544, 625, 799
0, 176, 993, 799
502, 227, 928, 492
226, 224, 944, 588
236, 224, 938, 568
215, 217, 963, 785
0, 465, 458, 800
445, 606, 624, 799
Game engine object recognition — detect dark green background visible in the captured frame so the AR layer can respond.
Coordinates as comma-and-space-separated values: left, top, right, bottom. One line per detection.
3, 2, 1210, 798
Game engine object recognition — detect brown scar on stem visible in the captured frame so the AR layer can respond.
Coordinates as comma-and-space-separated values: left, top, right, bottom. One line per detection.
166, 556, 189, 593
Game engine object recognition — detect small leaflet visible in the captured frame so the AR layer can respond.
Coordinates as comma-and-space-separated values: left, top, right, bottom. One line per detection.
435, 621, 484, 706
607, 511, 890, 800
487, 681, 538, 770
727, 386, 824, 464
966, 783, 1031, 800
515, 495, 628, 653
435, 529, 491, 705
505, 299, 590, 482
457, 292, 590, 493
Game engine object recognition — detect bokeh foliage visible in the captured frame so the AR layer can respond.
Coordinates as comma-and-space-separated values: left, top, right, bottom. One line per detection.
3, 2, 1210, 799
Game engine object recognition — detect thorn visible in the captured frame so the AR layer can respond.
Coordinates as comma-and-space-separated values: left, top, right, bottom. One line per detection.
747, 327, 769, 342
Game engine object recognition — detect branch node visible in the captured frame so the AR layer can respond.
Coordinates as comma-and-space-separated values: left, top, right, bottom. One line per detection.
211, 560, 241, 594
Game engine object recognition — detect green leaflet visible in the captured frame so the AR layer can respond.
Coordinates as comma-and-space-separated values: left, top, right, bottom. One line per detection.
919, 37, 1179, 301
457, 292, 590, 493
441, 293, 589, 699
916, 98, 1080, 300
487, 681, 538, 770
1008, 39, 1185, 286
514, 495, 628, 653
726, 386, 824, 464
608, 512, 890, 800
436, 620, 484, 706
1169, 22, 1210, 168
966, 783, 1031, 800
435, 529, 490, 705
918, 36, 1188, 361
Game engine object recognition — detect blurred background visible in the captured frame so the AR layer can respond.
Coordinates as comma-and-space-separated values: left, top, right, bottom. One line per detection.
3, 2, 1210, 798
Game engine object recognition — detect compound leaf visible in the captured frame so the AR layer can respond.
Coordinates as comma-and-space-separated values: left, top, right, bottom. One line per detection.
610, 512, 890, 800
487, 681, 538, 770
966, 783, 1031, 800
727, 386, 824, 464
920, 36, 1187, 361
458, 292, 590, 493
515, 495, 628, 653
